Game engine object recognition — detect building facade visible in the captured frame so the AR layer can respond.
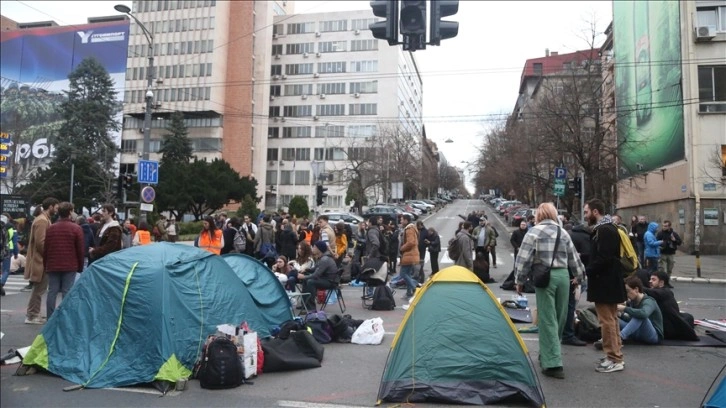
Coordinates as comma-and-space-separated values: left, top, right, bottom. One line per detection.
265, 9, 424, 211
614, 0, 726, 254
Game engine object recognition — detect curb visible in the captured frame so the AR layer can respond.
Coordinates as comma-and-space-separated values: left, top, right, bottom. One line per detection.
671, 276, 726, 285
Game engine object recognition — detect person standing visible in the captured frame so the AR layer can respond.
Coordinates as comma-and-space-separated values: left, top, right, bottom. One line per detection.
198, 215, 224, 255
166, 218, 178, 243
89, 204, 124, 261
24, 197, 59, 324
132, 222, 152, 246
655, 220, 681, 277
241, 215, 258, 257
473, 219, 490, 260
316, 215, 337, 260
398, 214, 420, 300
1, 214, 19, 296
584, 199, 626, 373
561, 222, 591, 347
454, 221, 474, 271
515, 203, 585, 379
426, 227, 441, 276
488, 221, 499, 268
43, 202, 84, 319
643, 222, 663, 273
631, 215, 648, 267
416, 221, 428, 283
510, 221, 528, 261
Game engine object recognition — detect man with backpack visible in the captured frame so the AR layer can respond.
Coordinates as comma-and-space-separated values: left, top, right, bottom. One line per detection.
453, 221, 474, 271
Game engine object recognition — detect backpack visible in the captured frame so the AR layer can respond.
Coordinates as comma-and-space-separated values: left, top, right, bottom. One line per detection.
370, 285, 396, 311
304, 311, 333, 344
447, 237, 461, 262
196, 337, 244, 389
616, 227, 639, 276
575, 308, 601, 342
232, 228, 247, 252
259, 241, 277, 260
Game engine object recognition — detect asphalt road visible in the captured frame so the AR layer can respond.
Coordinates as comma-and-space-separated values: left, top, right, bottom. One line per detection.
1, 199, 724, 408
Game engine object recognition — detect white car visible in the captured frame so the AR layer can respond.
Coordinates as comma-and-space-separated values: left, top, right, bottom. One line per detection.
409, 200, 435, 211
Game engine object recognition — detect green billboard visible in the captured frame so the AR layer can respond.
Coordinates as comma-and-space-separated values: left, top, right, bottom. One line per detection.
614, 1, 684, 179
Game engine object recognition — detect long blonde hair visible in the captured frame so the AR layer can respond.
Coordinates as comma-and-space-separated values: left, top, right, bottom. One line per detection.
535, 202, 558, 224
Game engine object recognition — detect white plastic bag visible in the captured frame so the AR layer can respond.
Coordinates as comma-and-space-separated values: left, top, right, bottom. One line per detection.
242, 332, 258, 379
351, 317, 385, 345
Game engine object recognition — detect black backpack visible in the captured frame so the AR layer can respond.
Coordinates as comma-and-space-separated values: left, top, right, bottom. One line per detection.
447, 237, 461, 262
370, 285, 396, 311
197, 337, 244, 389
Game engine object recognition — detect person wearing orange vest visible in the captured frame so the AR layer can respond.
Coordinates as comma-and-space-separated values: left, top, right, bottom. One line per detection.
132, 222, 152, 246
198, 215, 224, 255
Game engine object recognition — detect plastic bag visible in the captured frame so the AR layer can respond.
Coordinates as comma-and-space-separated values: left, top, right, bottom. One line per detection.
351, 317, 385, 345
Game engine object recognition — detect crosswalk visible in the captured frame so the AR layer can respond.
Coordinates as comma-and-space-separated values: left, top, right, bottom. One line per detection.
2, 275, 29, 296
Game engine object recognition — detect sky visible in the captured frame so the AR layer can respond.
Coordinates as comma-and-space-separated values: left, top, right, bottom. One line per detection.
1, 0, 613, 192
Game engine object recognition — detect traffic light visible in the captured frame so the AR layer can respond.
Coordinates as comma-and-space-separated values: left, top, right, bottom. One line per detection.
316, 184, 328, 206
399, 0, 426, 50
369, 0, 399, 45
117, 175, 124, 197
430, 0, 459, 46
568, 177, 582, 197
123, 174, 133, 190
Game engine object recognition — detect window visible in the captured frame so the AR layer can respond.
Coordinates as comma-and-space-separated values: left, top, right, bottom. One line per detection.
273, 24, 284, 35
350, 39, 378, 52
280, 170, 293, 185
271, 65, 282, 76
350, 60, 377, 72
698, 65, 726, 113
192, 138, 221, 152
295, 170, 310, 185
325, 148, 346, 160
295, 148, 310, 161
281, 148, 296, 161
533, 63, 543, 75
282, 126, 312, 138
287, 22, 314, 34
285, 63, 314, 75
266, 170, 277, 185
268, 127, 280, 138
316, 125, 345, 138
317, 82, 346, 95
318, 41, 347, 53
349, 103, 377, 115
270, 85, 281, 96
317, 62, 346, 74
314, 148, 324, 161
269, 106, 281, 117
347, 147, 374, 160
284, 84, 313, 96
349, 81, 378, 94
121, 139, 137, 153
316, 104, 345, 116
319, 19, 347, 32
351, 18, 376, 30
347, 124, 376, 138
267, 148, 279, 161
283, 105, 312, 117
697, 6, 726, 32
271, 44, 282, 56
286, 42, 314, 54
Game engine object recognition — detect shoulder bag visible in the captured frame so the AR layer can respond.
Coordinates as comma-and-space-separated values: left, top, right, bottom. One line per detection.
531, 226, 561, 288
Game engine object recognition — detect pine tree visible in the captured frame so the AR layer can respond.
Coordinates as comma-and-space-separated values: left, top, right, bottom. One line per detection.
159, 111, 193, 165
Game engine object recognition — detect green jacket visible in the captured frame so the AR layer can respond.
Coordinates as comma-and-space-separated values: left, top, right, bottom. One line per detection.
472, 225, 497, 247
623, 294, 664, 341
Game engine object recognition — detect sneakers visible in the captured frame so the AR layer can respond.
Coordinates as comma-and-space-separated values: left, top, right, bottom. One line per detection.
20, 283, 33, 292
541, 367, 565, 379
24, 316, 47, 325
596, 360, 624, 373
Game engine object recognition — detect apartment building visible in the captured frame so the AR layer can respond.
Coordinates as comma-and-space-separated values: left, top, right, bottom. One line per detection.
265, 9, 424, 210
613, 0, 726, 254
119, 0, 291, 205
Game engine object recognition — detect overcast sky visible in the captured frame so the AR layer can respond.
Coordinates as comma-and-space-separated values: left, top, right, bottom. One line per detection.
1, 0, 612, 191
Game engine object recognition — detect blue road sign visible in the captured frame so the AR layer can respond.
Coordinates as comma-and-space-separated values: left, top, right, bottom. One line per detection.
141, 186, 156, 203
138, 160, 159, 184
554, 167, 567, 180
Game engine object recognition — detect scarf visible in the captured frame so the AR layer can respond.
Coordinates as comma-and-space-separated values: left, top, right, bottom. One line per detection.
99, 220, 121, 237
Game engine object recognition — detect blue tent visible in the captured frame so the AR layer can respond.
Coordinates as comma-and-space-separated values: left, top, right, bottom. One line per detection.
23, 243, 268, 388
222, 254, 293, 332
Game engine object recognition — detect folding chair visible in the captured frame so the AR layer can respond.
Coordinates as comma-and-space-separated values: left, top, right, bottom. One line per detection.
320, 269, 346, 314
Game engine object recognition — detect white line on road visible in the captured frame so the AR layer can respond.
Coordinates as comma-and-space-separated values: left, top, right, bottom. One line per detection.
278, 400, 371, 408
688, 298, 726, 302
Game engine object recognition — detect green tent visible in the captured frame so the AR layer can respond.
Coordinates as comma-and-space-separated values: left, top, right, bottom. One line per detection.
22, 243, 268, 389
221, 253, 293, 332
377, 266, 545, 407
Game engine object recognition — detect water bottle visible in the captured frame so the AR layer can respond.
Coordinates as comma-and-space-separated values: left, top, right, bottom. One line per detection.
517, 295, 528, 309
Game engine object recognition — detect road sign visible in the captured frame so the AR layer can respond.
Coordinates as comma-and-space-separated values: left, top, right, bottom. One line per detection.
553, 167, 567, 197
138, 160, 159, 184
554, 182, 565, 196
554, 167, 567, 180
141, 186, 156, 203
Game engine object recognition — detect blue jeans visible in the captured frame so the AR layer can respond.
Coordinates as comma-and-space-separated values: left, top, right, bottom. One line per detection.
399, 264, 417, 297
562, 283, 578, 341
47, 271, 77, 319
646, 257, 659, 273
619, 317, 659, 344
1, 257, 10, 286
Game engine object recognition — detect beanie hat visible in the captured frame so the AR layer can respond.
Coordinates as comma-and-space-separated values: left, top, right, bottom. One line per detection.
314, 241, 328, 253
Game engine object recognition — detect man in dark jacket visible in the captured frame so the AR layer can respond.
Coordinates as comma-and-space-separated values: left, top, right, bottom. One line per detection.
416, 221, 428, 283
631, 215, 648, 267
43, 202, 84, 319
299, 241, 338, 311
645, 271, 697, 340
562, 223, 591, 346
655, 220, 681, 277
585, 199, 627, 373
365, 218, 382, 260
89, 204, 123, 262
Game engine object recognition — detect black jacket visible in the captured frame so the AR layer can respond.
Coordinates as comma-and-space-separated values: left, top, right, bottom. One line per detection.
644, 287, 698, 341
586, 222, 626, 304
220, 227, 237, 255
569, 224, 592, 266
656, 229, 682, 255
632, 222, 648, 243
510, 228, 527, 250
427, 233, 441, 253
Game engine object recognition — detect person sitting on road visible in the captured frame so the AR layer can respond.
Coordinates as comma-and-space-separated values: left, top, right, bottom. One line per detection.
298, 241, 338, 311
645, 271, 698, 341
615, 276, 664, 345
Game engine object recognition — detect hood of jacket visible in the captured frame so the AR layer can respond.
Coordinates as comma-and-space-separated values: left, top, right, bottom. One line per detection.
647, 222, 659, 234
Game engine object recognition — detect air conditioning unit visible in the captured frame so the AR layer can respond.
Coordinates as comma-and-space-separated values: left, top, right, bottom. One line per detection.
281, 74, 287, 79
316, 52, 321, 57
315, 31, 321, 37
695, 26, 716, 41
270, 95, 275, 101
303, 52, 309, 58
273, 33, 278, 39
313, 115, 320, 121
354, 93, 360, 98
354, 29, 361, 35
302, 94, 308, 100
156, 78, 164, 84
275, 54, 281, 60
313, 73, 320, 78
320, 94, 326, 99
268, 161, 275, 166
273, 117, 279, 122
279, 160, 285, 166
273, 74, 280, 80
281, 117, 286, 122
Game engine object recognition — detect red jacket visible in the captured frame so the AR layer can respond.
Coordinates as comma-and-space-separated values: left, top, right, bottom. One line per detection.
44, 218, 85, 273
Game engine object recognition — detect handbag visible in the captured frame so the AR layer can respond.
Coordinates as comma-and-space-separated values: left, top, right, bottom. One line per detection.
530, 226, 561, 288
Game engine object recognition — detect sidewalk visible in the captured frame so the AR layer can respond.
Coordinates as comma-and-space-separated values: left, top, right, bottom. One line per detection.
670, 252, 726, 284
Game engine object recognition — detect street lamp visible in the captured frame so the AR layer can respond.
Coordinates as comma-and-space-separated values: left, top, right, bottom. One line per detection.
114, 4, 154, 162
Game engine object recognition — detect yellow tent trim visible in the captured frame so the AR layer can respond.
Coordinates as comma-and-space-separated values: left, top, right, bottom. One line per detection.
390, 265, 529, 353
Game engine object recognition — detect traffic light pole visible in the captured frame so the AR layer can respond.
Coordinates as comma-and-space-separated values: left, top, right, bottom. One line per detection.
580, 173, 585, 223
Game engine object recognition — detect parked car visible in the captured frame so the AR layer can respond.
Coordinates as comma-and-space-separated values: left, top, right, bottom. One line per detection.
323, 212, 365, 230
364, 206, 406, 225
511, 209, 529, 226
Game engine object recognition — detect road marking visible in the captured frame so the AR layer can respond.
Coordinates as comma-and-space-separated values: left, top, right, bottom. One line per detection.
278, 401, 370, 408
107, 387, 172, 396
688, 298, 724, 301
2, 275, 28, 296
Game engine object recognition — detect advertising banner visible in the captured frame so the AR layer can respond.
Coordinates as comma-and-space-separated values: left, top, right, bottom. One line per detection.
614, 1, 684, 179
0, 20, 129, 193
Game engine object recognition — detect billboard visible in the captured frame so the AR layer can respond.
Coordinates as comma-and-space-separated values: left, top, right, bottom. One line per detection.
0, 20, 129, 192
614, 1, 684, 179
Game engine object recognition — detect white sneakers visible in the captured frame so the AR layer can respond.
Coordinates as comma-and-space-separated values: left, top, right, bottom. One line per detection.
24, 316, 47, 325
596, 358, 624, 373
